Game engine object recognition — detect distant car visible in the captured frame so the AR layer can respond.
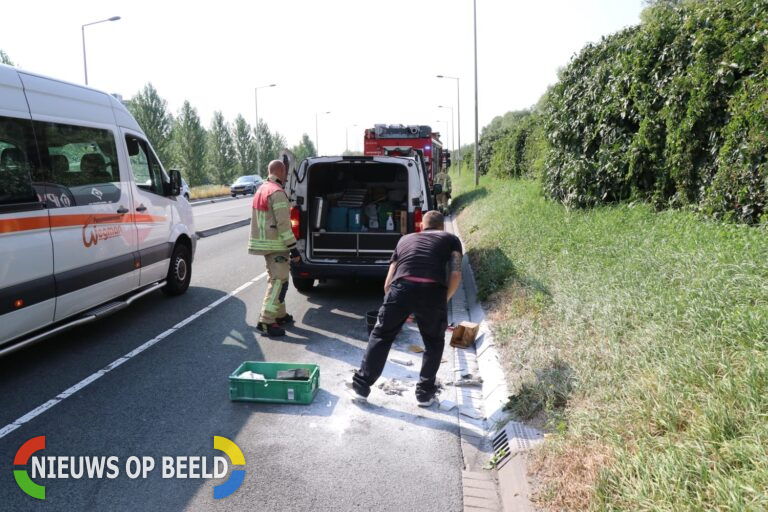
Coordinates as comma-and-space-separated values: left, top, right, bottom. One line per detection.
181, 178, 190, 200
230, 175, 262, 197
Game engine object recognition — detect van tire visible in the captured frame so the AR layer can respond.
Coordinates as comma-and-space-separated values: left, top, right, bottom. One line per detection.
163, 244, 192, 296
292, 277, 314, 292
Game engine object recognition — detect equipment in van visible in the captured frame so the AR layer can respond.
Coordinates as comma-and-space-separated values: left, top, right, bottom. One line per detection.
284, 153, 435, 291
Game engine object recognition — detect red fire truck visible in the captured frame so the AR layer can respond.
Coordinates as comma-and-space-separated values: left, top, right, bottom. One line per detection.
363, 124, 444, 185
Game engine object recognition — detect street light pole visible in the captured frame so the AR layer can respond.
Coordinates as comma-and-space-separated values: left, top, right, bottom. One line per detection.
254, 83, 276, 176
82, 16, 121, 85
438, 105, 455, 156
436, 75, 461, 173
345, 124, 357, 153
315, 111, 331, 156
473, 0, 479, 186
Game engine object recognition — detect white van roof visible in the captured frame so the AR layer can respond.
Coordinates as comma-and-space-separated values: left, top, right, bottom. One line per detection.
0, 63, 142, 133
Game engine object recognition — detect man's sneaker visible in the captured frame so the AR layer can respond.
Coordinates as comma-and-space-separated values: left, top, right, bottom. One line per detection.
275, 314, 294, 325
416, 395, 436, 407
256, 322, 285, 336
344, 380, 368, 403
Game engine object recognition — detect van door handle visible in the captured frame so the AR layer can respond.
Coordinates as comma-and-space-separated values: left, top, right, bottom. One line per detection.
136, 205, 147, 212
117, 207, 129, 214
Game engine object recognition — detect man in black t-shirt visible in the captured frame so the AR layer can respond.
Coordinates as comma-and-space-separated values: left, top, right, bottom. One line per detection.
350, 210, 463, 406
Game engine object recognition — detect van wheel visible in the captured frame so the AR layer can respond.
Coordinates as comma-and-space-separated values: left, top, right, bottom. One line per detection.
163, 244, 192, 296
292, 277, 314, 292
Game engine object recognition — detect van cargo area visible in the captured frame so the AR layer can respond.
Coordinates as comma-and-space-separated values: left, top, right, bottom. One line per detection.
302, 160, 415, 262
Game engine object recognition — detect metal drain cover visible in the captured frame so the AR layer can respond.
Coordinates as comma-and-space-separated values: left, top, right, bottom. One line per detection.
490, 421, 544, 469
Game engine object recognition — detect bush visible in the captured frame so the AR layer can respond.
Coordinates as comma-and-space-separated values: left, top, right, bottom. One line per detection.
540, 0, 768, 222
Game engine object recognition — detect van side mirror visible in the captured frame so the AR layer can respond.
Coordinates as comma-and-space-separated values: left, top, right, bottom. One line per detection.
168, 169, 182, 196
432, 183, 443, 195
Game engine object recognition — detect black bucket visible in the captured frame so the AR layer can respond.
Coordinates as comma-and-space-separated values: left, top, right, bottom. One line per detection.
366, 310, 379, 335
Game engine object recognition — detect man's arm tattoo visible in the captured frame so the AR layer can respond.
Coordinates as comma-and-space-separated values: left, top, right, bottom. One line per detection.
449, 251, 462, 273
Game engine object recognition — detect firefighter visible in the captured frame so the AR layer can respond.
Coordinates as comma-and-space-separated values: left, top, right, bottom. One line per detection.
248, 159, 300, 336
434, 165, 452, 214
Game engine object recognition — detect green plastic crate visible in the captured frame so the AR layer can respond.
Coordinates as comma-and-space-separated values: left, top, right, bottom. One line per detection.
229, 362, 320, 404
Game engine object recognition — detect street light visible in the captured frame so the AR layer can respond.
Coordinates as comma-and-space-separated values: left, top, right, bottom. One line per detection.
473, 0, 479, 186
82, 16, 121, 85
254, 83, 277, 176
315, 111, 331, 156
438, 105, 454, 155
345, 124, 358, 153
436, 74, 461, 173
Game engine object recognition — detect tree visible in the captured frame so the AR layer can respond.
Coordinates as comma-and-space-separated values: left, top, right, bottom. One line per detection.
127, 83, 173, 166
254, 121, 286, 176
0, 50, 14, 66
233, 115, 256, 176
207, 111, 237, 185
173, 101, 208, 186
291, 133, 316, 162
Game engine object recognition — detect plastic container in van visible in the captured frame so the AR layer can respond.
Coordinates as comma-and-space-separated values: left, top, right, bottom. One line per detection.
348, 208, 362, 232
328, 206, 349, 232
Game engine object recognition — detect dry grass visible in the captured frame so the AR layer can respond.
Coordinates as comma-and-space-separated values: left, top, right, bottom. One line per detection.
529, 440, 614, 511
190, 185, 229, 200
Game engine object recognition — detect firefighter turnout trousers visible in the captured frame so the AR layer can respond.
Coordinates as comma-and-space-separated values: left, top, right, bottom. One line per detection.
260, 252, 290, 324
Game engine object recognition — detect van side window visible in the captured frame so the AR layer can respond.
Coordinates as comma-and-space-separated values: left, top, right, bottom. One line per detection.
126, 135, 165, 196
0, 115, 42, 210
36, 121, 121, 207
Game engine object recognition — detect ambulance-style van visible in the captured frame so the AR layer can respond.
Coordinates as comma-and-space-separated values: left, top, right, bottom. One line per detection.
0, 64, 196, 355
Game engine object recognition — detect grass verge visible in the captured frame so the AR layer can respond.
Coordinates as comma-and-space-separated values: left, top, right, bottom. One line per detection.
190, 185, 230, 200
452, 172, 768, 511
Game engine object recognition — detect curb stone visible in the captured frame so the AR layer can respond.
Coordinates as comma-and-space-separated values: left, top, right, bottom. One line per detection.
445, 215, 539, 512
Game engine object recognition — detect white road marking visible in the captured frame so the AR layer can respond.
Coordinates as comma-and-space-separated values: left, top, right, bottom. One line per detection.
0, 272, 267, 440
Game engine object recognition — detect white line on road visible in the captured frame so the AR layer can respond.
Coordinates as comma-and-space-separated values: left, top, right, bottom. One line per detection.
0, 272, 267, 440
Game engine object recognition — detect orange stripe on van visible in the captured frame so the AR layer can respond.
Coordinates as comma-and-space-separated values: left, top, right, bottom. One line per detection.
0, 216, 51, 234
0, 213, 167, 234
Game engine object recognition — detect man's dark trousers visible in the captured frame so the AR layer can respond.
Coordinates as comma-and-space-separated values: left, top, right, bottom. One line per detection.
353, 280, 448, 400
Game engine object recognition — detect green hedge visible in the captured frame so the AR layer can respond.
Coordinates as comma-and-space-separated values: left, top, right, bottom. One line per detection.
543, 0, 767, 223
477, 0, 767, 224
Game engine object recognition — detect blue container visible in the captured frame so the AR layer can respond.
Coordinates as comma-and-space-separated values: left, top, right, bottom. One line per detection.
327, 207, 348, 232
348, 208, 362, 232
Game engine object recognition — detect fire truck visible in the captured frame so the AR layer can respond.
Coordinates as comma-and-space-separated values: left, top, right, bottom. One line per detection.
363, 124, 444, 186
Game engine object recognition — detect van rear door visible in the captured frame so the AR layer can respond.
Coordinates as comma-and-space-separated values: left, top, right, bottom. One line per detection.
0, 68, 55, 346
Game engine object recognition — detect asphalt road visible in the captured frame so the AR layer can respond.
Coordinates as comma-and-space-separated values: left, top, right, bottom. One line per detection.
0, 210, 464, 511
191, 196, 251, 234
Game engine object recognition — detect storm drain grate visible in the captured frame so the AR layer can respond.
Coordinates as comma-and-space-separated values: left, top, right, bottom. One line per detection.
490, 421, 544, 469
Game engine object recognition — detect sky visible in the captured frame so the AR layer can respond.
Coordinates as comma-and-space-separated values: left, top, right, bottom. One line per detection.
3, 0, 643, 157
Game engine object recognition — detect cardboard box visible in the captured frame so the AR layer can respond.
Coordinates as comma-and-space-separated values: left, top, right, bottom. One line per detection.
450, 321, 479, 349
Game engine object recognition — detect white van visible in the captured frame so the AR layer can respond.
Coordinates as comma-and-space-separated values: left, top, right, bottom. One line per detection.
285, 154, 437, 291
0, 64, 196, 355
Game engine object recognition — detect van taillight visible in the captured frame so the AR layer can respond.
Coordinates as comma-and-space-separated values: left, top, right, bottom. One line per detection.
414, 208, 423, 232
290, 207, 300, 238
